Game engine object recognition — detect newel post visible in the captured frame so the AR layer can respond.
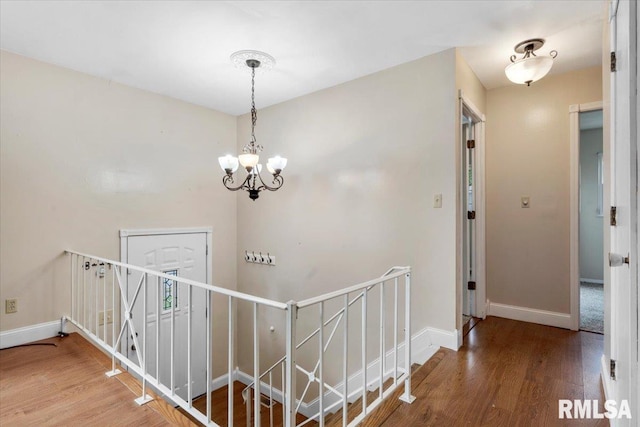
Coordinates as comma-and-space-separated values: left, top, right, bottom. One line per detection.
284, 300, 298, 427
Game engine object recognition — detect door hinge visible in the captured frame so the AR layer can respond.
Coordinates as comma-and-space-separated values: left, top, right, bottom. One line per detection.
610, 359, 616, 380
610, 52, 617, 72
467, 139, 475, 149
206, 245, 208, 255
610, 206, 617, 226
467, 281, 476, 290
467, 210, 476, 220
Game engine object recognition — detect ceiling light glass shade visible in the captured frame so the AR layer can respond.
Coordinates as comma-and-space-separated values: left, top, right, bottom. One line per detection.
505, 56, 553, 85
218, 155, 239, 173
267, 156, 287, 174
238, 153, 259, 169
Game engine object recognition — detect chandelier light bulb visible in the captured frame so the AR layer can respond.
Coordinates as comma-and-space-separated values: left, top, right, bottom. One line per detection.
218, 155, 239, 173
267, 156, 288, 174
239, 153, 260, 170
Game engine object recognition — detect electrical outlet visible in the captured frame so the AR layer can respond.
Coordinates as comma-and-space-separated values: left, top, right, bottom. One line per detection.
5, 299, 17, 314
434, 193, 443, 208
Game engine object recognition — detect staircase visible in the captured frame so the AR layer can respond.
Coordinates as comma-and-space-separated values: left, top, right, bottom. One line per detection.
324, 364, 422, 427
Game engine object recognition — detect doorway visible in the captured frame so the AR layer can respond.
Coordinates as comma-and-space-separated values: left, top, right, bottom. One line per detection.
459, 92, 486, 340
578, 109, 604, 334
120, 228, 212, 401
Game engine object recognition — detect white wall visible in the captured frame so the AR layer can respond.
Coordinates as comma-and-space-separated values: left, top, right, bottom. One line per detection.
0, 50, 238, 345
486, 66, 602, 316
579, 127, 604, 282
234, 49, 458, 382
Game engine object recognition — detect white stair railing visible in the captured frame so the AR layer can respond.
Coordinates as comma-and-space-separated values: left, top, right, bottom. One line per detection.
64, 250, 288, 427
63, 250, 414, 427
242, 266, 415, 427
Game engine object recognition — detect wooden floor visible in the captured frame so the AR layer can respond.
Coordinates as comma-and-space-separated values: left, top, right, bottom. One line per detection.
180, 381, 313, 427
361, 317, 608, 427
0, 333, 196, 426
0, 317, 608, 426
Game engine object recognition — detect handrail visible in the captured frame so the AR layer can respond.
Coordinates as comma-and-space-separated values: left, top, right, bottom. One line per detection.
242, 265, 414, 426
296, 267, 409, 308
242, 267, 409, 392
64, 249, 413, 427
65, 250, 288, 310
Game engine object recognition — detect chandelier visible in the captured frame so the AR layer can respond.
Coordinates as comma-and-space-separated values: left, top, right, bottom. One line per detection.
218, 50, 287, 201
505, 39, 557, 86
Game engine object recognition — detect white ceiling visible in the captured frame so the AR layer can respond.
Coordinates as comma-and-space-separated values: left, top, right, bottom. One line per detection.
0, 1, 604, 116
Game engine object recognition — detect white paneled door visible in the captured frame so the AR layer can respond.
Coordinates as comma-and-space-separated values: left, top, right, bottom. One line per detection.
608, 0, 637, 421
126, 232, 208, 400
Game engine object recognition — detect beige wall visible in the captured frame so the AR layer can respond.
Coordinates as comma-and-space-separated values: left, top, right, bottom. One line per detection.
235, 49, 458, 377
579, 127, 604, 281
486, 66, 602, 313
0, 51, 238, 333
455, 49, 486, 114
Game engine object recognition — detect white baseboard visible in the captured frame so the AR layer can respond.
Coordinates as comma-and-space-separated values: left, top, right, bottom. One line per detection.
0, 320, 62, 349
580, 278, 604, 285
235, 324, 446, 419
424, 326, 460, 351
211, 372, 232, 391
487, 301, 572, 329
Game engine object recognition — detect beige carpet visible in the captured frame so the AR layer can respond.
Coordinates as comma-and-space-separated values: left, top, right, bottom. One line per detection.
580, 281, 604, 334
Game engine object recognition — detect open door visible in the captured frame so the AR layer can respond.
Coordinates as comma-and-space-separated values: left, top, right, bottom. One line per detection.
603, 0, 638, 420
459, 91, 486, 335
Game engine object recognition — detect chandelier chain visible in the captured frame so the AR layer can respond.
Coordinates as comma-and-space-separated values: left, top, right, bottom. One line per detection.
251, 66, 257, 144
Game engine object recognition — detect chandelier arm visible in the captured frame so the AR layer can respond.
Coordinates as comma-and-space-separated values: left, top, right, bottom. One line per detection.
254, 171, 284, 191
222, 174, 251, 192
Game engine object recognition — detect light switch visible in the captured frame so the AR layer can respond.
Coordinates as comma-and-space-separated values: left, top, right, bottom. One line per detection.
434, 194, 442, 208
521, 196, 530, 208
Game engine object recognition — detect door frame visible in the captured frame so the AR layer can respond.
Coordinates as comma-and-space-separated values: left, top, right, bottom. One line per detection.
120, 227, 213, 286
119, 227, 213, 357
457, 90, 487, 332
569, 101, 604, 331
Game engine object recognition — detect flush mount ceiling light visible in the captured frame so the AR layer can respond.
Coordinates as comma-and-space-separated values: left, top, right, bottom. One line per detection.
505, 38, 557, 86
218, 50, 287, 201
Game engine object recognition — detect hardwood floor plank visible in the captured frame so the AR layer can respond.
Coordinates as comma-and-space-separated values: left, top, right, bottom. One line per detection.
1, 317, 607, 427
364, 317, 607, 427
0, 333, 196, 427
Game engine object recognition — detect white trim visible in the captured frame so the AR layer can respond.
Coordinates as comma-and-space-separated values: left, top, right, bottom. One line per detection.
458, 90, 487, 323
487, 301, 572, 330
424, 326, 460, 351
580, 278, 605, 285
570, 101, 604, 331
235, 324, 441, 419
0, 320, 61, 349
119, 227, 213, 238
211, 371, 234, 391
